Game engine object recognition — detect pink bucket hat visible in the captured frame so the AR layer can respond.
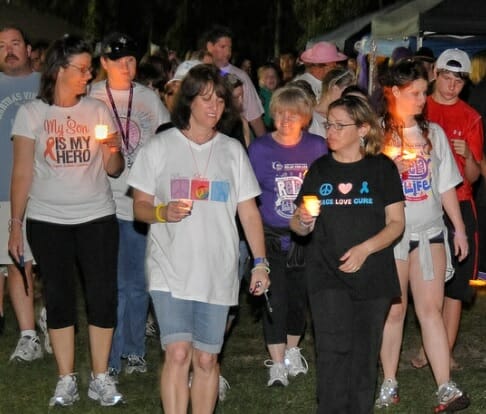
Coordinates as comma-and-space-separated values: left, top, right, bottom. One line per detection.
300, 41, 347, 64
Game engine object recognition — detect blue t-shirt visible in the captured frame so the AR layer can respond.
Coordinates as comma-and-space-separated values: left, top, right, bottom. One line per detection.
0, 72, 40, 201
248, 131, 328, 228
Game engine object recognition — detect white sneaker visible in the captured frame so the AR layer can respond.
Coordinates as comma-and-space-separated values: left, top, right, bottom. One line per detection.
49, 374, 79, 407
125, 354, 147, 374
218, 375, 230, 401
284, 347, 309, 377
88, 372, 124, 406
9, 335, 43, 362
375, 378, 400, 408
264, 360, 289, 387
37, 307, 53, 354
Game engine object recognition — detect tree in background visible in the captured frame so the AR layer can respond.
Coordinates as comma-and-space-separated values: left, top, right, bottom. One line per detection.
13, 0, 399, 65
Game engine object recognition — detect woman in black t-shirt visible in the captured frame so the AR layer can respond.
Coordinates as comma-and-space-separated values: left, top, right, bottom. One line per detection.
290, 96, 405, 413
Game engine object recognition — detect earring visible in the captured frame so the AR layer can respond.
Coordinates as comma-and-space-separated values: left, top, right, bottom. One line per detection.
359, 136, 365, 147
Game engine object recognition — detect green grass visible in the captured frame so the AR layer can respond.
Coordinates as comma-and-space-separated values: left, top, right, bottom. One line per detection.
1, 284, 486, 413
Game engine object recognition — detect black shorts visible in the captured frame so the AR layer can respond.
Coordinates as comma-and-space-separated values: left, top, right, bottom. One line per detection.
444, 200, 477, 303
409, 233, 444, 253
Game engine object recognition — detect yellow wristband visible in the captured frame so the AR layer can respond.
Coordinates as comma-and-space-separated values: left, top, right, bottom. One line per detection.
155, 203, 166, 223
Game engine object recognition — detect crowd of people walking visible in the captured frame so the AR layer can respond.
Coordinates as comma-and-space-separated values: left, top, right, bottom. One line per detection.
1, 20, 485, 414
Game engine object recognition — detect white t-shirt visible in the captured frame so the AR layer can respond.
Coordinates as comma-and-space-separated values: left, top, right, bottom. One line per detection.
90, 81, 171, 220
127, 128, 261, 306
12, 97, 118, 224
293, 72, 322, 100
383, 122, 461, 229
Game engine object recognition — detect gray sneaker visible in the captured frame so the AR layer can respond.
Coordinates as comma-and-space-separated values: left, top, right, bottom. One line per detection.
375, 378, 400, 408
88, 372, 124, 406
435, 381, 470, 413
125, 354, 147, 374
264, 360, 289, 387
49, 374, 79, 407
218, 375, 230, 401
9, 335, 43, 362
284, 347, 309, 377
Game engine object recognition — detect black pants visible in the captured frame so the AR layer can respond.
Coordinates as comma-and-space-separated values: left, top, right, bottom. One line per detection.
27, 215, 119, 329
263, 243, 307, 345
309, 289, 390, 414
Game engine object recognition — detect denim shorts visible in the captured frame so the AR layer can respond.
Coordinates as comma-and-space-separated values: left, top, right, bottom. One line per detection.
150, 290, 229, 354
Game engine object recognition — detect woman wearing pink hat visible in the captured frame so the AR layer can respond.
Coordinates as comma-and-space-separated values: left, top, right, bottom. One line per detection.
294, 41, 347, 100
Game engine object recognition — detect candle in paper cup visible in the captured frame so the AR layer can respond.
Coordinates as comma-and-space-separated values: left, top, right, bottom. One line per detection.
95, 124, 108, 140
303, 195, 320, 217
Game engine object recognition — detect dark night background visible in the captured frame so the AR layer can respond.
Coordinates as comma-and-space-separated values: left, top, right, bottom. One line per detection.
2, 0, 401, 65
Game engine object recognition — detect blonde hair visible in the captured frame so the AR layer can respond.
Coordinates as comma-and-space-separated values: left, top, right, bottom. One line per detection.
470, 50, 486, 85
320, 67, 355, 98
270, 86, 314, 127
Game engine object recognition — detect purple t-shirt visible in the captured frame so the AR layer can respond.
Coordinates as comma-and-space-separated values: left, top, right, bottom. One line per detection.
248, 131, 328, 228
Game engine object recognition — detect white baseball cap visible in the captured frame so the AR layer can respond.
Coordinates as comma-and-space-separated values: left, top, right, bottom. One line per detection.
436, 49, 471, 74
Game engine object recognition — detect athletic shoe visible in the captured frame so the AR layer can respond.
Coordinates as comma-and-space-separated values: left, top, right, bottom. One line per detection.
284, 347, 309, 377
264, 360, 289, 387
125, 354, 147, 374
218, 375, 230, 401
145, 315, 159, 337
108, 367, 119, 384
37, 307, 53, 354
49, 374, 79, 407
88, 372, 124, 406
375, 378, 400, 408
434, 381, 470, 413
9, 335, 43, 362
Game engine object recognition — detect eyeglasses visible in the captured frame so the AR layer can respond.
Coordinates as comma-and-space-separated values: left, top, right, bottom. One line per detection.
323, 121, 356, 131
67, 63, 93, 75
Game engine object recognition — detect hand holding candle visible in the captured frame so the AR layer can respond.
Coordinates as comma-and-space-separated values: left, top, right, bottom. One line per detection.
303, 195, 321, 217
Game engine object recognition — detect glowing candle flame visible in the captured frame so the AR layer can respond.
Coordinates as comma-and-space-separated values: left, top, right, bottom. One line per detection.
303, 195, 320, 217
95, 124, 108, 140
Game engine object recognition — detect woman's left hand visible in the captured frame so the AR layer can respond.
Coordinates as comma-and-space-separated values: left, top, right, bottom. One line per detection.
339, 244, 369, 273
249, 268, 270, 296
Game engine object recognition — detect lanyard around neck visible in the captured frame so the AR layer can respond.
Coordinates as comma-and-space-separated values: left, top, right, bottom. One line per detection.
105, 81, 133, 150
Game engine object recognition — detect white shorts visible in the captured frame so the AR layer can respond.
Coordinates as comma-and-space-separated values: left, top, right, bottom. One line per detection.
0, 201, 34, 266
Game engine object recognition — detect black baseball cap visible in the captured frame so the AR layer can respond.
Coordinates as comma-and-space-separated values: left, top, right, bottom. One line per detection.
101, 32, 138, 60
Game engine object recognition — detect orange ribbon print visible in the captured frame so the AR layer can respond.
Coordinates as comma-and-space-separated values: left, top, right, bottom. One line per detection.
44, 137, 56, 161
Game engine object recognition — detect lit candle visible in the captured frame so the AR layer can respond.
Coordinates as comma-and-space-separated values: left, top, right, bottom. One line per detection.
303, 195, 321, 217
401, 150, 417, 160
95, 124, 108, 140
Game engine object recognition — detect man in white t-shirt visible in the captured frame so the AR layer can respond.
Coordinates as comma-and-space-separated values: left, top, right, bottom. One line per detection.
203, 25, 266, 137
90, 32, 170, 379
294, 41, 348, 101
0, 25, 43, 360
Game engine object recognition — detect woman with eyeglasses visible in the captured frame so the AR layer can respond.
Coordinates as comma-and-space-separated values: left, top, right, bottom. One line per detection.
8, 35, 124, 407
377, 59, 470, 412
248, 86, 327, 387
290, 95, 405, 413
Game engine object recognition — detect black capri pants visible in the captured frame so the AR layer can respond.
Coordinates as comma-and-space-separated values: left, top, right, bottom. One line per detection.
27, 215, 119, 329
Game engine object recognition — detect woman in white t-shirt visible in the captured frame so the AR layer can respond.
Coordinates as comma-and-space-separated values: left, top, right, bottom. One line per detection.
128, 64, 270, 413
377, 59, 470, 413
8, 35, 124, 408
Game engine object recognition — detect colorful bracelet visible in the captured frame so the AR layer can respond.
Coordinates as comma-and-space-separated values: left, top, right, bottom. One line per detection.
154, 204, 166, 223
8, 218, 23, 232
253, 257, 269, 267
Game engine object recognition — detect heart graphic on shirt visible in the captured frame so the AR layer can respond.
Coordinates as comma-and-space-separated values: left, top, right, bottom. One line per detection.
338, 183, 353, 194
